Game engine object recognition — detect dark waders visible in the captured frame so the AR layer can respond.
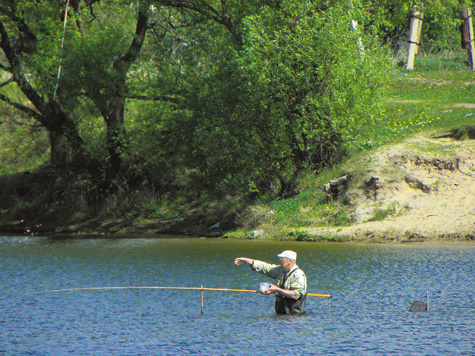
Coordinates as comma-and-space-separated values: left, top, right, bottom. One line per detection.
274, 268, 306, 315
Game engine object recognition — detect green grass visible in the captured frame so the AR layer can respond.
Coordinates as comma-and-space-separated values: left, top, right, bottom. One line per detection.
346, 55, 475, 155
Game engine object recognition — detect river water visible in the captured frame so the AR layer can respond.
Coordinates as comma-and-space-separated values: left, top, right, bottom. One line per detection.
1, 235, 474, 355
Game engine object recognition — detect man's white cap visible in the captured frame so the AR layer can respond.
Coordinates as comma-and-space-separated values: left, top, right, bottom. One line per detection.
277, 250, 297, 260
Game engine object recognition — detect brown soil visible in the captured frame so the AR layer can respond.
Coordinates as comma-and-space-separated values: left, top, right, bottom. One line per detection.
303, 134, 475, 242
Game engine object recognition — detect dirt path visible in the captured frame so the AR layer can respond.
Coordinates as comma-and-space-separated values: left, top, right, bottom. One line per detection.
304, 134, 475, 242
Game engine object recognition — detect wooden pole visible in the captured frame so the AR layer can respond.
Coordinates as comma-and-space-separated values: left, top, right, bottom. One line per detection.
50, 286, 260, 293
49, 286, 332, 298
200, 285, 204, 315
308, 293, 332, 298
406, 6, 423, 70
461, 6, 475, 70
415, 11, 423, 54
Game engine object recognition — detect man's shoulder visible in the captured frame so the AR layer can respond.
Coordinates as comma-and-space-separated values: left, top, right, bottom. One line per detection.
292, 265, 306, 277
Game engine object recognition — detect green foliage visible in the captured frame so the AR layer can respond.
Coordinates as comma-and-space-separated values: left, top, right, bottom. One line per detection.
239, 1, 390, 183
162, 0, 391, 197
4, 0, 475, 239
0, 104, 49, 174
242, 2, 388, 165
13, 1, 68, 94
361, 0, 469, 55
98, 190, 183, 221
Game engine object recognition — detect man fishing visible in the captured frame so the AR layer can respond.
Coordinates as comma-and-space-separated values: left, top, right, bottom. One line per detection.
234, 250, 307, 315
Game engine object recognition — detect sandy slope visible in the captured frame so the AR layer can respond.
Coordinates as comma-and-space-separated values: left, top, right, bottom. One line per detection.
304, 134, 475, 242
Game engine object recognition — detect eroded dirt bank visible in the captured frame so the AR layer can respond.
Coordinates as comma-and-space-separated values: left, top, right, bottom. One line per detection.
303, 134, 475, 242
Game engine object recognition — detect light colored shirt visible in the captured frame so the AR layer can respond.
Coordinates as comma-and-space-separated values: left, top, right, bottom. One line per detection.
251, 260, 307, 299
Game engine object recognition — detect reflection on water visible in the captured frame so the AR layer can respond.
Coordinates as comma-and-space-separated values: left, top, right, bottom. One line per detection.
0, 236, 474, 355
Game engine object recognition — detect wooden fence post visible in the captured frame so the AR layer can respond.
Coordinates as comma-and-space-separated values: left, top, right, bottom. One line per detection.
415, 11, 423, 54
406, 6, 423, 70
460, 6, 475, 70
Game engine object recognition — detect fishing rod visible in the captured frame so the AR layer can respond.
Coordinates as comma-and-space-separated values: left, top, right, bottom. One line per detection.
48, 286, 331, 315
49, 285, 331, 298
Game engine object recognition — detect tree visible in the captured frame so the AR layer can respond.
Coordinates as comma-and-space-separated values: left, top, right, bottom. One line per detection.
163, 0, 391, 197
0, 0, 256, 174
0, 0, 92, 170
360, 0, 472, 54
0, 0, 154, 176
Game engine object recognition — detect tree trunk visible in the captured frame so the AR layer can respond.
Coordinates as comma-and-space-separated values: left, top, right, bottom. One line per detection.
0, 17, 95, 172
94, 1, 150, 176
45, 101, 94, 170
105, 97, 128, 175
460, 6, 475, 70
406, 7, 423, 70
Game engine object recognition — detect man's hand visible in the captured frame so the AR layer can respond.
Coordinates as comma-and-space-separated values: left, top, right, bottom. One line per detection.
234, 257, 253, 266
264, 283, 297, 300
263, 283, 278, 295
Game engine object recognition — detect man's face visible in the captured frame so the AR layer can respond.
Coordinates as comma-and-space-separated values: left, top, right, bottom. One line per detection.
279, 257, 292, 271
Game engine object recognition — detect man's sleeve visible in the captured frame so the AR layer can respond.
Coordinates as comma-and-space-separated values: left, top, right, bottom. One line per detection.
250, 260, 280, 279
289, 270, 307, 299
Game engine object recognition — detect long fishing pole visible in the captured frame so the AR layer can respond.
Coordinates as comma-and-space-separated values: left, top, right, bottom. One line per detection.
48, 286, 331, 298
50, 286, 258, 293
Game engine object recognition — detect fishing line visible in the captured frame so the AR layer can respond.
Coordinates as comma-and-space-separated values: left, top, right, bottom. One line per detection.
54, 0, 71, 100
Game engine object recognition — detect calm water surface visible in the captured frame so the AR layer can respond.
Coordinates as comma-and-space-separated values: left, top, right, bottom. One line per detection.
1, 235, 474, 355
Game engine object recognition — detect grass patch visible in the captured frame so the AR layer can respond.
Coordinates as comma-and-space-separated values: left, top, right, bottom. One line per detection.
347, 62, 475, 155
366, 202, 410, 223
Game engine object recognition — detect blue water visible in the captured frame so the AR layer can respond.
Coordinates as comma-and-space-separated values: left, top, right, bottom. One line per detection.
1, 236, 474, 355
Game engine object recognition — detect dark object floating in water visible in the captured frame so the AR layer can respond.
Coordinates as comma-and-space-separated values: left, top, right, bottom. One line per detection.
409, 300, 428, 312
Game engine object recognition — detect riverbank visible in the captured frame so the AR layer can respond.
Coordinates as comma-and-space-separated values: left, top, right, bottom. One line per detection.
301, 133, 475, 242
2, 68, 475, 243
1, 132, 474, 243
9, 134, 475, 243
121, 132, 475, 242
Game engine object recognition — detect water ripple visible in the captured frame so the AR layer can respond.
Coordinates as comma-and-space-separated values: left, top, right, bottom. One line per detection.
0, 238, 474, 355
